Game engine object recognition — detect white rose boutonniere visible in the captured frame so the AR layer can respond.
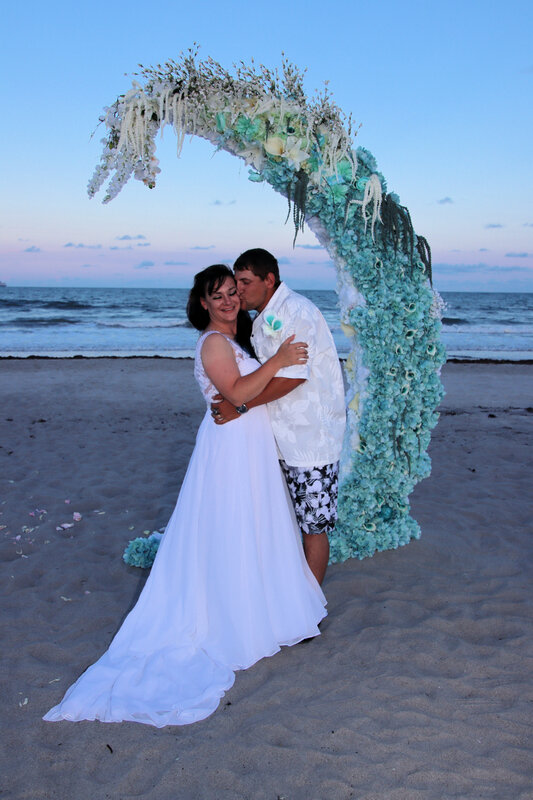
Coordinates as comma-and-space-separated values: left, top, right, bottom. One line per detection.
263, 313, 283, 337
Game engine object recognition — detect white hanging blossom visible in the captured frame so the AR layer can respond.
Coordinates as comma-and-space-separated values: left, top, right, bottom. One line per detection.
88, 53, 363, 205
430, 288, 446, 320
346, 173, 383, 240
86, 53, 383, 232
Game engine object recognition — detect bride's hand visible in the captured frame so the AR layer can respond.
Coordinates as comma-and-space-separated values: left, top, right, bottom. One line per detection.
275, 334, 309, 368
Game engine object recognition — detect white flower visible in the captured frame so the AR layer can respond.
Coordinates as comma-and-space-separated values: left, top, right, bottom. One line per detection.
264, 136, 285, 156
340, 321, 356, 338
285, 136, 310, 169
263, 135, 310, 169
238, 145, 265, 170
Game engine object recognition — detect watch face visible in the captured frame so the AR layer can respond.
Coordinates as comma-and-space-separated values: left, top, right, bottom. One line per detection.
236, 403, 248, 414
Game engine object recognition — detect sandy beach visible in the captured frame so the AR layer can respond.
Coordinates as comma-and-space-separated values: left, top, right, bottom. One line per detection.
1, 358, 532, 800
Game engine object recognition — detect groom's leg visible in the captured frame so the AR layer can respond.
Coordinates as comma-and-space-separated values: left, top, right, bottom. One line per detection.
279, 460, 339, 586
302, 532, 329, 585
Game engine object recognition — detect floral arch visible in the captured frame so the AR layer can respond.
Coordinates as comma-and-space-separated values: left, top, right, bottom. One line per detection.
91, 50, 445, 563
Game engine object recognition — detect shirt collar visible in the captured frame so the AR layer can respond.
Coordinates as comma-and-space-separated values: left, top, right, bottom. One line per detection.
255, 281, 290, 323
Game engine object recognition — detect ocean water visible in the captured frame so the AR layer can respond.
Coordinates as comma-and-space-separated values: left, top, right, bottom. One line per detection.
1, 286, 532, 361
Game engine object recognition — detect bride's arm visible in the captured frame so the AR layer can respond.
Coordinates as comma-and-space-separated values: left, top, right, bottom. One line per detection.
201, 332, 306, 407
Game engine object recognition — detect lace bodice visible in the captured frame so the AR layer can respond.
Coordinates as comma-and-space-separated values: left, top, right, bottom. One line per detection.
194, 331, 258, 404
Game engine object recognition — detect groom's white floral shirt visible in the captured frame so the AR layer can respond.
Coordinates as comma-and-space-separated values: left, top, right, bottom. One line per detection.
251, 282, 346, 468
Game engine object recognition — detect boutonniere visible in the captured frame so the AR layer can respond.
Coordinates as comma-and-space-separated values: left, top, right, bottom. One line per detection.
262, 313, 283, 337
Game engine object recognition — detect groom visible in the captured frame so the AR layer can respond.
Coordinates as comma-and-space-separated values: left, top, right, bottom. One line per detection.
212, 248, 346, 584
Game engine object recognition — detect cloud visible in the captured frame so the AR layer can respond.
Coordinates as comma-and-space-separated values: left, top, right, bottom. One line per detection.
523, 223, 533, 228
18, 238, 31, 242
117, 234, 146, 240
436, 263, 487, 274
24, 245, 41, 253
484, 223, 504, 229
435, 262, 532, 275
80, 264, 93, 268
435, 262, 533, 291
137, 242, 151, 247
164, 260, 189, 266
486, 265, 532, 272
134, 260, 155, 269
210, 200, 236, 206
306, 259, 334, 266
505, 252, 530, 258
295, 244, 324, 250
64, 242, 102, 249
479, 248, 489, 252
110, 245, 133, 250
437, 197, 453, 205
190, 245, 215, 250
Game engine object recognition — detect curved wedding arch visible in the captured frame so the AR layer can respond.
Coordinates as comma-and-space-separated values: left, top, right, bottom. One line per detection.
90, 50, 445, 563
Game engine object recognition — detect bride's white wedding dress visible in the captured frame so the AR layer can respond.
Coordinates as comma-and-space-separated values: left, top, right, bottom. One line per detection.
44, 332, 327, 727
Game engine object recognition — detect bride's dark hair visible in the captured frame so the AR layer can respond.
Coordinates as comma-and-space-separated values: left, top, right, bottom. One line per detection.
187, 264, 255, 357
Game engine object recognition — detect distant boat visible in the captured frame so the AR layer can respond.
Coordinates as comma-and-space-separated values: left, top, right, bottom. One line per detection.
0, 281, 6, 287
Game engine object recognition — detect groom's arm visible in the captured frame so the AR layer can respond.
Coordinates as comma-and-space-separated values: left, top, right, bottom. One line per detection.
211, 377, 305, 424
243, 376, 305, 407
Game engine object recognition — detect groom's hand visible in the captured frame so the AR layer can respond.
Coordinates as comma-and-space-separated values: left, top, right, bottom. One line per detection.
211, 395, 239, 425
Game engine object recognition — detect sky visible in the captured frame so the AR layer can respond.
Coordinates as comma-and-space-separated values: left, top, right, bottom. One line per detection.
1, 0, 532, 291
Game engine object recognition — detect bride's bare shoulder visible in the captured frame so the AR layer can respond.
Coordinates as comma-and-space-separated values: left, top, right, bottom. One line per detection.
200, 332, 235, 362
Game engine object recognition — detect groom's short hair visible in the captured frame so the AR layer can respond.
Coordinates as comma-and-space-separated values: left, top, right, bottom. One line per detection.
234, 248, 280, 286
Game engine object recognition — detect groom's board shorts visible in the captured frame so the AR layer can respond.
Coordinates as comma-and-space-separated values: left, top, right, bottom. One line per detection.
279, 460, 339, 536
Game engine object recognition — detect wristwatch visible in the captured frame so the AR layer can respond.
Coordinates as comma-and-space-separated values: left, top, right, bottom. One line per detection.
235, 403, 249, 414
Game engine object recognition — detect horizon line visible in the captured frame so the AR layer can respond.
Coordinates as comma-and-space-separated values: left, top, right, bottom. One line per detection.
2, 284, 533, 294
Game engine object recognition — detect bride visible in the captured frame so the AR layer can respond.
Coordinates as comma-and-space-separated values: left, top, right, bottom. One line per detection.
44, 264, 327, 727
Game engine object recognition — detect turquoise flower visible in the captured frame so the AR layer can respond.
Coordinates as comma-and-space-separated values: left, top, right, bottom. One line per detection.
123, 532, 162, 569
262, 313, 283, 337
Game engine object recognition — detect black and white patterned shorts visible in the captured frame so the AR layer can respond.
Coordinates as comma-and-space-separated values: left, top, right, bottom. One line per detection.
279, 460, 339, 536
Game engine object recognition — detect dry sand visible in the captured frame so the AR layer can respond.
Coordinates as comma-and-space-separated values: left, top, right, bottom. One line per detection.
1, 359, 532, 800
